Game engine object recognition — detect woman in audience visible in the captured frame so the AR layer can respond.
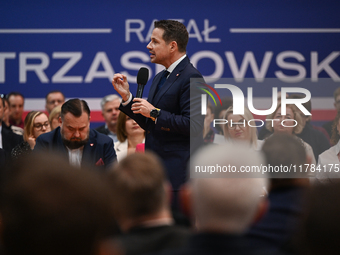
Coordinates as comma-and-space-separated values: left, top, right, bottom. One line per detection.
266, 103, 316, 165
316, 111, 340, 182
11, 111, 51, 159
48, 105, 62, 130
223, 106, 263, 150
114, 111, 145, 162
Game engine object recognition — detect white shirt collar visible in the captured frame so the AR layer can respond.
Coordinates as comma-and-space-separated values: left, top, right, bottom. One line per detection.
166, 54, 186, 74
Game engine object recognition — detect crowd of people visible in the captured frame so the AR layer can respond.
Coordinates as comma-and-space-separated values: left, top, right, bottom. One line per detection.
1, 19, 340, 255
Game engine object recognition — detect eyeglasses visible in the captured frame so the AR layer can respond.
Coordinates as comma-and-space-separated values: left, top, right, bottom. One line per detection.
34, 122, 50, 130
228, 119, 246, 129
228, 123, 246, 129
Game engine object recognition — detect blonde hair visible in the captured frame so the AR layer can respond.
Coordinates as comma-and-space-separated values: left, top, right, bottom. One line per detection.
266, 103, 304, 134
223, 106, 258, 149
49, 105, 62, 124
23, 111, 45, 141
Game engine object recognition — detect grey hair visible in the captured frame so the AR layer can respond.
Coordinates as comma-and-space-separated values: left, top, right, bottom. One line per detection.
100, 94, 121, 110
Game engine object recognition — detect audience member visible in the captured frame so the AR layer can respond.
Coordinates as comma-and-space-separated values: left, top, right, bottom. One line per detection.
0, 96, 23, 160
48, 105, 62, 130
222, 106, 263, 150
0, 153, 120, 255
1, 95, 23, 135
11, 111, 51, 160
322, 87, 340, 139
114, 111, 145, 162
35, 99, 116, 169
289, 94, 330, 160
316, 111, 340, 183
246, 133, 310, 254
107, 152, 190, 255
169, 143, 269, 255
213, 97, 233, 135
96, 94, 121, 142
266, 103, 316, 165
45, 90, 65, 115
203, 101, 215, 145
7, 92, 25, 129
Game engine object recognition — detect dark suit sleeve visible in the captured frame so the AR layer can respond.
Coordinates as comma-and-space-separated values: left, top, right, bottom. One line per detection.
102, 138, 116, 168
155, 74, 204, 137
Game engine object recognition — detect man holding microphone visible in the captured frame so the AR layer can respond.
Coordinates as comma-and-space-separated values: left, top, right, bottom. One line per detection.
112, 20, 204, 207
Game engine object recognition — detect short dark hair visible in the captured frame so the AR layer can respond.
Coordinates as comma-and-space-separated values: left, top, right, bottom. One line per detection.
6, 92, 24, 105
154, 20, 189, 53
45, 90, 65, 101
107, 152, 167, 220
0, 153, 117, 255
61, 99, 90, 120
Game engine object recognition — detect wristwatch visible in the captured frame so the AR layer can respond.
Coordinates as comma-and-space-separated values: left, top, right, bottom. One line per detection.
150, 108, 160, 121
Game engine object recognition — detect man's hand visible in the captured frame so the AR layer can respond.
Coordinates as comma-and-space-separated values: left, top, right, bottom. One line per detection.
112, 73, 130, 102
131, 98, 155, 118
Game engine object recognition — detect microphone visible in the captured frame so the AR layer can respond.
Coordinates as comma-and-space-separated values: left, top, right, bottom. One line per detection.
136, 67, 149, 98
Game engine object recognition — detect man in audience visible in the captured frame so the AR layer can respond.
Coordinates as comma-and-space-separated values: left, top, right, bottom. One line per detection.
45, 90, 65, 115
0, 153, 120, 255
0, 96, 23, 160
35, 98, 116, 169
323, 86, 340, 140
95, 94, 121, 142
7, 92, 25, 129
107, 152, 190, 255
168, 143, 269, 255
246, 133, 310, 254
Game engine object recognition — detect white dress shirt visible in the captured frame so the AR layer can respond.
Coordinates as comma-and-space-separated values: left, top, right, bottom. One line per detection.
316, 140, 340, 183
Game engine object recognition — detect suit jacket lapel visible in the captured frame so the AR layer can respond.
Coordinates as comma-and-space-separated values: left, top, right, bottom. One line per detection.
151, 56, 190, 106
81, 131, 96, 166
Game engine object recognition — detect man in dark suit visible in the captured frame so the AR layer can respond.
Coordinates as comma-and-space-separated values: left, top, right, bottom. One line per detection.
35, 99, 116, 169
0, 96, 23, 160
112, 20, 204, 196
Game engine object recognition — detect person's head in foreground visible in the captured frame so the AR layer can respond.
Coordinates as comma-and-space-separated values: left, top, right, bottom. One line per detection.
0, 153, 120, 255
189, 143, 268, 233
107, 152, 171, 232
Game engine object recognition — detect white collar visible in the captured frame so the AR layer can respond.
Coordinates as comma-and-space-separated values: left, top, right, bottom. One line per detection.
166, 54, 186, 74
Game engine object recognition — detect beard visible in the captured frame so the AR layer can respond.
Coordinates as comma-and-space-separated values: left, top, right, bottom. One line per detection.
61, 128, 90, 150
62, 137, 89, 150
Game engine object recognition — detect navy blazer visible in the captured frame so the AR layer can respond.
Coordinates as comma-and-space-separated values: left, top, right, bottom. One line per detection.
35, 127, 116, 170
120, 56, 204, 190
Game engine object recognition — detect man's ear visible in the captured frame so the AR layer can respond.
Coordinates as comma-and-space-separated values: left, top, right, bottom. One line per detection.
169, 41, 177, 52
58, 116, 62, 124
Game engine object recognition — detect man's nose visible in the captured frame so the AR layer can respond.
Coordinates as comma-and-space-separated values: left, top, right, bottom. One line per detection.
74, 130, 80, 137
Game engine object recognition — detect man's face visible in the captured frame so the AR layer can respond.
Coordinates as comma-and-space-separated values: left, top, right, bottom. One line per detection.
8, 95, 24, 122
102, 100, 120, 127
147, 28, 172, 67
60, 112, 90, 149
46, 92, 65, 114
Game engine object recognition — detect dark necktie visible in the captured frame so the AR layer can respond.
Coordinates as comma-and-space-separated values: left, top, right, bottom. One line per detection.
155, 70, 170, 94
